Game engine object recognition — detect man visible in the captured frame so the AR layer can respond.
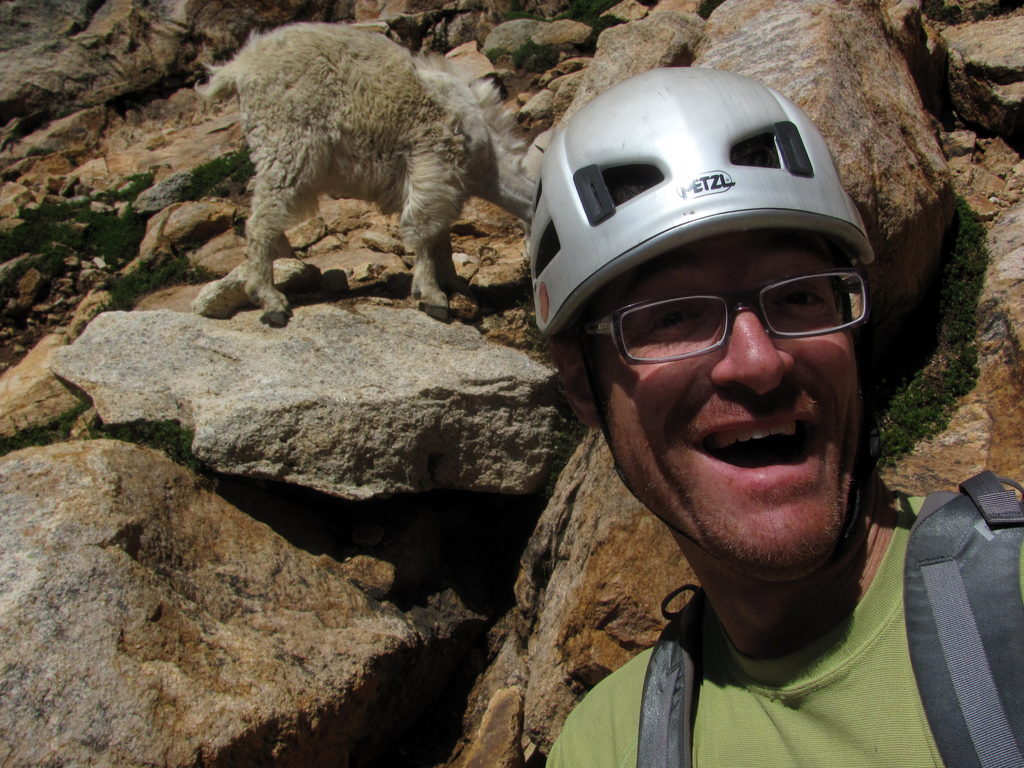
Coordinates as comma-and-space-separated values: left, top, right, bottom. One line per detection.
528, 68, 1023, 767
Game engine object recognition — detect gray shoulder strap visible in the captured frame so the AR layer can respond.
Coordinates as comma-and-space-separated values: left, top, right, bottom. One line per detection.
637, 590, 703, 768
905, 470, 1024, 768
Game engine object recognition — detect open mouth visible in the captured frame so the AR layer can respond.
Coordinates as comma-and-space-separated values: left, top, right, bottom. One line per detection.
703, 421, 808, 467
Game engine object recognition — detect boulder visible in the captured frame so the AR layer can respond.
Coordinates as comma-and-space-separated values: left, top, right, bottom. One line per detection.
133, 200, 242, 270
603, 0, 649, 22
0, 439, 481, 767
942, 11, 1024, 139
132, 169, 195, 214
696, 0, 954, 349
67, 288, 113, 338
189, 230, 247, 277
455, 686, 527, 768
190, 258, 323, 319
484, 19, 542, 56
446, 41, 498, 81
514, 430, 698, 751
548, 69, 588, 122
0, 333, 79, 437
562, 12, 705, 121
531, 20, 593, 48
51, 306, 561, 499
518, 88, 555, 125
650, 0, 700, 14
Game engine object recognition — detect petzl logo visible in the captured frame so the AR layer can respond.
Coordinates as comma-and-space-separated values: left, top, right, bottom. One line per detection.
682, 171, 736, 198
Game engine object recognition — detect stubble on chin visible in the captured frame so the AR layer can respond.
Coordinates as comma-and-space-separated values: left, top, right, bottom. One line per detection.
658, 407, 859, 582
657, 459, 832, 578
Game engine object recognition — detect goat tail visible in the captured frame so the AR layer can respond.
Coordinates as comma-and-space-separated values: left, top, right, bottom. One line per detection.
195, 62, 239, 102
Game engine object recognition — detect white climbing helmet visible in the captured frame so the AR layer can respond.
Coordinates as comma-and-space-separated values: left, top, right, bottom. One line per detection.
530, 67, 874, 335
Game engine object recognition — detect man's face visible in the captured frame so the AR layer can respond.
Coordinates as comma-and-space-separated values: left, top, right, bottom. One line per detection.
584, 231, 863, 582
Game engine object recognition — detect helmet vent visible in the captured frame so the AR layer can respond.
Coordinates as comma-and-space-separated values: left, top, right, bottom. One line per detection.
533, 221, 561, 278
602, 164, 665, 205
730, 133, 782, 169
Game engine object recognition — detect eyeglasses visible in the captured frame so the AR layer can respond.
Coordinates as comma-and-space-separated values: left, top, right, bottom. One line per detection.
583, 269, 869, 364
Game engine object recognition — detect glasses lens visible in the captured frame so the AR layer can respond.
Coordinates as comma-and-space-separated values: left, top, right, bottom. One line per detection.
619, 296, 727, 361
761, 272, 866, 334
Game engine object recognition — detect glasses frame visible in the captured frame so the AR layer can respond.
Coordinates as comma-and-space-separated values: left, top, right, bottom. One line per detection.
582, 268, 869, 364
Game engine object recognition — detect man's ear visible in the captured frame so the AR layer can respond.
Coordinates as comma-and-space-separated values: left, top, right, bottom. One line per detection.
548, 332, 602, 429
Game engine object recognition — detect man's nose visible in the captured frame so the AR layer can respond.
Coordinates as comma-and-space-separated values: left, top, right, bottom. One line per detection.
709, 308, 794, 394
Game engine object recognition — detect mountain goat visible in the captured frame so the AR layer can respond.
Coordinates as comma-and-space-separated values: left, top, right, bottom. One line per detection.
193, 23, 534, 326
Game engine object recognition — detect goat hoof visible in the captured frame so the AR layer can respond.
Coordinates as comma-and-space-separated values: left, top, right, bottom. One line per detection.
261, 308, 292, 328
419, 301, 451, 322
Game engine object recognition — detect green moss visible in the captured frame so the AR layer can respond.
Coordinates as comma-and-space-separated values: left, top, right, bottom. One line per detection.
513, 40, 561, 73
102, 419, 205, 475
0, 157, 234, 310
561, 0, 618, 25
104, 173, 155, 204
182, 149, 255, 201
106, 255, 213, 312
698, 0, 728, 18
876, 197, 988, 463
0, 402, 206, 476
76, 206, 148, 271
0, 400, 92, 457
0, 173, 155, 299
484, 46, 509, 64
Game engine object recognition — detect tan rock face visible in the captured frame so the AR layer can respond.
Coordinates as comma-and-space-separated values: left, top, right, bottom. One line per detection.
943, 11, 1024, 139
883, 0, 948, 117
0, 440, 481, 768
456, 686, 526, 768
696, 0, 954, 351
563, 12, 706, 121
134, 200, 243, 270
515, 431, 698, 751
0, 333, 79, 437
884, 199, 1024, 494
532, 19, 593, 47
445, 42, 498, 82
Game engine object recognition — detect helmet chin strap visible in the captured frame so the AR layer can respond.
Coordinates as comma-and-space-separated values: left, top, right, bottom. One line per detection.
832, 321, 880, 558
576, 324, 882, 555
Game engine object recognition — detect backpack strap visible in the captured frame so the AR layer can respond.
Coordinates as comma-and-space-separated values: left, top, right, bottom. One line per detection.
905, 470, 1024, 768
637, 590, 704, 768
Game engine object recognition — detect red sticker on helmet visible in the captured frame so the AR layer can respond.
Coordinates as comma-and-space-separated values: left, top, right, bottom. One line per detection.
538, 283, 550, 323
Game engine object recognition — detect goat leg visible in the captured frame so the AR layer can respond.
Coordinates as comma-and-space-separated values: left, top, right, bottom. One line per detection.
244, 198, 295, 326
411, 234, 473, 321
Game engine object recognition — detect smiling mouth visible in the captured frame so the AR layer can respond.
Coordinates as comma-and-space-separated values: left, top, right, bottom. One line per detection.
704, 421, 808, 467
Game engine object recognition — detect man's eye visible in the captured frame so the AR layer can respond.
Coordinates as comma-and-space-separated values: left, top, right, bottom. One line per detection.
781, 289, 825, 306
654, 309, 694, 328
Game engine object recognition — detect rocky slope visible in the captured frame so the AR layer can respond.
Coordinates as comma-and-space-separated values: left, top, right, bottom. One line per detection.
1, 0, 1023, 766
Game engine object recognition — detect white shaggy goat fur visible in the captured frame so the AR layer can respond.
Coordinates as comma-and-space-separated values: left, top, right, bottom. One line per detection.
195, 23, 534, 326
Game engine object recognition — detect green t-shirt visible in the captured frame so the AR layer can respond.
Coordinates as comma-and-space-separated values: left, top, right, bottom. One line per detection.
546, 496, 1024, 768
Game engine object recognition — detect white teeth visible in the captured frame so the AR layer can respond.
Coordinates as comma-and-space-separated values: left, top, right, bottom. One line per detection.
708, 421, 797, 450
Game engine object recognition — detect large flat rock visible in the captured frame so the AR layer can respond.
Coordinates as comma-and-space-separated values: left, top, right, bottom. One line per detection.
52, 306, 560, 499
